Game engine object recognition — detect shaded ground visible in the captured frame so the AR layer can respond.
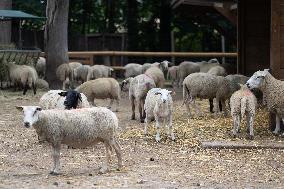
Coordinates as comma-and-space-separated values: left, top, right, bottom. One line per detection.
0, 88, 284, 188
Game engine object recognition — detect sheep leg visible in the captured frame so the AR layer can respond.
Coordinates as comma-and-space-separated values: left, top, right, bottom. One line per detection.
232, 115, 240, 137
50, 143, 61, 175
32, 82, 36, 95
111, 140, 122, 170
167, 114, 175, 141
236, 115, 241, 133
209, 99, 214, 113
139, 99, 145, 123
154, 115, 161, 142
108, 99, 114, 109
99, 142, 111, 174
273, 115, 281, 134
23, 82, 28, 95
115, 99, 119, 112
247, 114, 254, 140
144, 114, 150, 136
192, 100, 202, 117
131, 96, 135, 120
221, 100, 228, 117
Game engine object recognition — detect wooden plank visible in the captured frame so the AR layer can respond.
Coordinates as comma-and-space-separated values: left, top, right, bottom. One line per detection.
201, 140, 284, 150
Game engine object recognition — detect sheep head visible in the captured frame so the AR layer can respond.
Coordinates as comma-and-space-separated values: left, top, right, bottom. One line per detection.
58, 90, 82, 110
246, 69, 270, 90
16, 106, 42, 128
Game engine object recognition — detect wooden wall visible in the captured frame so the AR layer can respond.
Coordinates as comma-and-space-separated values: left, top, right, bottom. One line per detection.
271, 0, 284, 79
238, 0, 271, 76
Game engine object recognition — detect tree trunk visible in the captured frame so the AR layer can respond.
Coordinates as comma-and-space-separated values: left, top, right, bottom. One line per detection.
0, 0, 12, 45
45, 0, 69, 89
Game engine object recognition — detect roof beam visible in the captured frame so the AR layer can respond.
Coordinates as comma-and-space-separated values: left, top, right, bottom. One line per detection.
213, 2, 237, 25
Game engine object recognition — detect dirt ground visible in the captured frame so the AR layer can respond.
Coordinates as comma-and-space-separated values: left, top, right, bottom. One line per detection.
0, 87, 284, 189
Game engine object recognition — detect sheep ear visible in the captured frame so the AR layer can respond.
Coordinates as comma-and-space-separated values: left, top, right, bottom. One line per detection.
154, 92, 161, 95
78, 93, 82, 102
16, 106, 23, 111
36, 107, 42, 111
58, 91, 67, 97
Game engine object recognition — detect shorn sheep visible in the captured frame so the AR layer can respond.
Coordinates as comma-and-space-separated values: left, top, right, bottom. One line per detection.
76, 78, 120, 111
121, 74, 156, 122
124, 63, 142, 78
230, 84, 257, 139
17, 106, 122, 175
56, 63, 72, 90
246, 69, 284, 134
35, 57, 46, 79
144, 66, 165, 88
8, 62, 38, 95
87, 65, 113, 81
178, 61, 200, 86
144, 88, 175, 142
183, 73, 225, 118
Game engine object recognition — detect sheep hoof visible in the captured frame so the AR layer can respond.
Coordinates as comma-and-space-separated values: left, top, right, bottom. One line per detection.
272, 131, 280, 135
247, 135, 254, 140
131, 115, 135, 120
140, 119, 145, 123
49, 171, 60, 176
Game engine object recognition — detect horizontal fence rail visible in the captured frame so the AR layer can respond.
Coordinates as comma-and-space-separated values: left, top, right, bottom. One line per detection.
42, 51, 237, 58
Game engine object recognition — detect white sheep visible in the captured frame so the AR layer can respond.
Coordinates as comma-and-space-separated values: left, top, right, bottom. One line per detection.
121, 74, 156, 122
36, 79, 49, 90
246, 69, 284, 134
16, 106, 122, 175
76, 78, 120, 112
56, 63, 72, 90
144, 88, 174, 142
123, 63, 142, 78
87, 65, 113, 81
141, 63, 152, 73
230, 84, 257, 139
35, 57, 46, 79
8, 62, 38, 95
144, 66, 165, 88
73, 65, 91, 83
207, 65, 227, 76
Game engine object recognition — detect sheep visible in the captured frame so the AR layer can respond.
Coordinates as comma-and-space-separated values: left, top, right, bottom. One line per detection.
35, 57, 46, 79
8, 62, 38, 95
36, 79, 49, 90
214, 74, 249, 115
69, 62, 82, 70
39, 90, 90, 110
144, 88, 175, 142
230, 84, 257, 139
76, 78, 120, 112
123, 63, 142, 78
207, 65, 227, 113
178, 61, 200, 87
183, 72, 226, 119
121, 74, 156, 123
16, 106, 122, 175
246, 69, 284, 135
141, 63, 152, 73
167, 66, 179, 87
73, 65, 91, 83
144, 66, 165, 88
87, 65, 113, 81
56, 63, 72, 90
153, 60, 170, 73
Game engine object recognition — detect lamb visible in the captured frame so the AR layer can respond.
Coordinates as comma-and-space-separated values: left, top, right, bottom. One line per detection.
246, 69, 284, 134
167, 66, 179, 87
16, 106, 122, 175
35, 57, 46, 79
183, 72, 226, 118
8, 62, 38, 95
56, 63, 72, 90
144, 66, 165, 88
121, 74, 156, 122
144, 88, 175, 142
73, 65, 91, 83
87, 65, 113, 81
123, 63, 142, 78
178, 61, 200, 87
39, 90, 90, 110
76, 78, 120, 112
230, 84, 257, 139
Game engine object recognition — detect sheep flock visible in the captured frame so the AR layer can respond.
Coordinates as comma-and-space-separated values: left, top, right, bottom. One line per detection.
1, 56, 282, 181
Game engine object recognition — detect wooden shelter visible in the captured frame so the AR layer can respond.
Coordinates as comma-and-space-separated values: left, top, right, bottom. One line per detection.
172, 0, 284, 80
